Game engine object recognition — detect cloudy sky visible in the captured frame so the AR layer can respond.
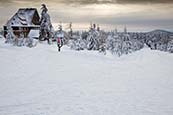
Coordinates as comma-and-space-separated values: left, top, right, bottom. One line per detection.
0, 0, 173, 31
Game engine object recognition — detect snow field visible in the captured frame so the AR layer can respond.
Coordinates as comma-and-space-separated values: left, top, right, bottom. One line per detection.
0, 39, 173, 115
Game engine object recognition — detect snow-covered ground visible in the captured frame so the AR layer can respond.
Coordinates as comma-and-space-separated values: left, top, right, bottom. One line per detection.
0, 38, 173, 115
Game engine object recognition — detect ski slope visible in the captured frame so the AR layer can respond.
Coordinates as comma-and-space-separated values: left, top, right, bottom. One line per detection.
0, 38, 173, 115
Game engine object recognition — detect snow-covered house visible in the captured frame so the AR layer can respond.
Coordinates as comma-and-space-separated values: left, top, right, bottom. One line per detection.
3, 8, 40, 38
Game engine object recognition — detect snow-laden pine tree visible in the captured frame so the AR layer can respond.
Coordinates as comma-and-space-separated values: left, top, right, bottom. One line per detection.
39, 4, 54, 44
5, 23, 15, 44
106, 32, 123, 56
87, 31, 99, 50
97, 30, 107, 54
87, 24, 104, 50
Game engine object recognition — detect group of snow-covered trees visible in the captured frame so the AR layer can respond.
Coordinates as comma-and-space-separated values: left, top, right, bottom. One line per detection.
106, 32, 144, 56
145, 30, 173, 53
68, 25, 144, 56
67, 27, 173, 56
68, 24, 107, 54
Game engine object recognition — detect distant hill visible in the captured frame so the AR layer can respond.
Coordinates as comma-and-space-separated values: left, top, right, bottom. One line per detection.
147, 29, 173, 36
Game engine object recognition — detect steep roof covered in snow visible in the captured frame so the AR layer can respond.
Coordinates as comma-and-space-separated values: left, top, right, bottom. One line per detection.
6, 8, 40, 27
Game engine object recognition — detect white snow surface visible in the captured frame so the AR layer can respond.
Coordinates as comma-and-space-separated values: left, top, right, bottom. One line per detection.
0, 38, 173, 115
28, 29, 40, 38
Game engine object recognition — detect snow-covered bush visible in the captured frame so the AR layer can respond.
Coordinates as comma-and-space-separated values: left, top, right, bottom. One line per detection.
13, 33, 25, 46
25, 37, 37, 48
68, 38, 86, 51
5, 32, 14, 44
99, 43, 106, 55
167, 40, 173, 53
5, 25, 15, 44
13, 37, 37, 48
